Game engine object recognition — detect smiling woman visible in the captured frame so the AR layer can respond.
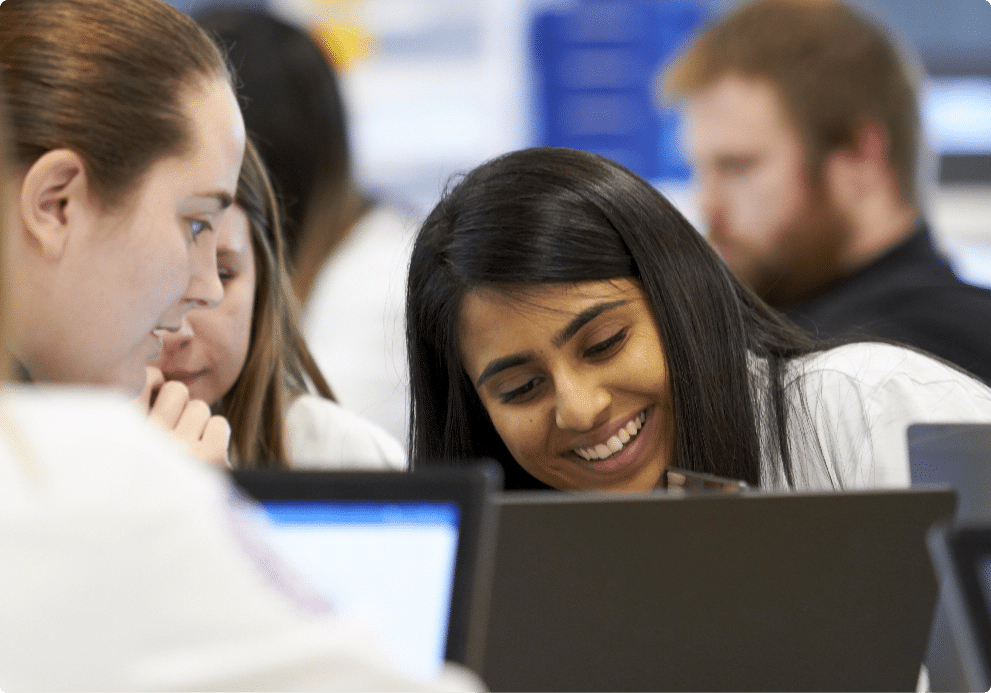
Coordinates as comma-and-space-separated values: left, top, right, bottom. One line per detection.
459, 279, 674, 491
407, 146, 991, 491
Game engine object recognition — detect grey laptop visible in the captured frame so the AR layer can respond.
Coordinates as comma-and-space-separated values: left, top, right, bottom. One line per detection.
926, 522, 991, 692
470, 487, 955, 692
909, 423, 991, 691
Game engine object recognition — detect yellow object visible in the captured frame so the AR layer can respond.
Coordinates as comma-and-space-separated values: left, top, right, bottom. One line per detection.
313, 23, 373, 70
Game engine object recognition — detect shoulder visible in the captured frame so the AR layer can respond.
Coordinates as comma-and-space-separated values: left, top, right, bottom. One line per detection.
1, 385, 202, 474
0, 385, 237, 535
284, 394, 406, 471
788, 342, 991, 416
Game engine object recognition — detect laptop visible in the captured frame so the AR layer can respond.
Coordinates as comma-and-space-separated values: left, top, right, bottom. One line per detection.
927, 523, 991, 693
230, 464, 501, 679
908, 423, 991, 691
471, 487, 956, 692
909, 423, 991, 523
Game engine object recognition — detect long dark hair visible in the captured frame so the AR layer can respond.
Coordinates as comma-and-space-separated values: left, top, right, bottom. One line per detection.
406, 147, 817, 489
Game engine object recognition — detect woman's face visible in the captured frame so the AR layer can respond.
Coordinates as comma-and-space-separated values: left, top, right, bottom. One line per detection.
149, 206, 257, 405
22, 77, 245, 394
459, 279, 675, 491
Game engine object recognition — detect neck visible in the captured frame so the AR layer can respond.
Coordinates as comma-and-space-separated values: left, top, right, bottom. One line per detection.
840, 192, 920, 273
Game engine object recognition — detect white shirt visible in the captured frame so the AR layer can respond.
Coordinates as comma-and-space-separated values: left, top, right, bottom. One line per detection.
285, 393, 406, 470
302, 205, 418, 444
0, 386, 480, 691
757, 343, 991, 490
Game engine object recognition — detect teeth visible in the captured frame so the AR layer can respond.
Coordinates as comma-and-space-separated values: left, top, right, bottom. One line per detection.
574, 411, 647, 462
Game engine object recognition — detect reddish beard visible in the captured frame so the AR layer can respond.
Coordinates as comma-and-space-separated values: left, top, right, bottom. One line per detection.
709, 182, 851, 308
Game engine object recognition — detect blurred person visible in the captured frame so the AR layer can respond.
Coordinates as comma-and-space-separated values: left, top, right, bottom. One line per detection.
0, 2, 482, 689
196, 7, 416, 443
150, 142, 404, 469
662, 0, 991, 384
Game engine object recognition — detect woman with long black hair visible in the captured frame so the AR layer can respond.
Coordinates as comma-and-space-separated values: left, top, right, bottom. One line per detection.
406, 146, 991, 491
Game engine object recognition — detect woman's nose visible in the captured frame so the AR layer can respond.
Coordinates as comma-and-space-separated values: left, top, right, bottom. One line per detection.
155, 317, 195, 352
554, 372, 611, 432
184, 236, 224, 310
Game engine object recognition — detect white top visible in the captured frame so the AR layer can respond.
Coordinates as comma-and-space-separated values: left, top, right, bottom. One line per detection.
302, 204, 418, 444
0, 386, 480, 692
285, 393, 406, 470
757, 342, 991, 490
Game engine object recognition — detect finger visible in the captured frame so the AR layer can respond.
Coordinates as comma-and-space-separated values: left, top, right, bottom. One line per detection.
148, 380, 192, 430
174, 398, 213, 443
136, 366, 165, 412
195, 415, 232, 468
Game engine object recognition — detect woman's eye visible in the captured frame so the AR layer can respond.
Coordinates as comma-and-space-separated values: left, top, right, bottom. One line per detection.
189, 219, 212, 238
584, 328, 628, 358
218, 268, 235, 284
499, 377, 542, 404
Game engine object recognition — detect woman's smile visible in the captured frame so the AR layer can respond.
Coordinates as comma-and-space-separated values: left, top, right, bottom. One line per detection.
459, 279, 675, 492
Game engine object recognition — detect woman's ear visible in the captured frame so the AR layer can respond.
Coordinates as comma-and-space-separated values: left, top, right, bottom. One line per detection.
18, 149, 91, 261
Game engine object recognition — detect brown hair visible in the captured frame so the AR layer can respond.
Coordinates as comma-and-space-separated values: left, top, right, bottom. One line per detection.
218, 141, 335, 468
0, 0, 230, 207
0, 85, 13, 385
663, 0, 921, 204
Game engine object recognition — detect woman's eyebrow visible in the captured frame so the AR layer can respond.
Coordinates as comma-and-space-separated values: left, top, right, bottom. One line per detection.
474, 299, 628, 389
552, 299, 628, 348
476, 353, 535, 389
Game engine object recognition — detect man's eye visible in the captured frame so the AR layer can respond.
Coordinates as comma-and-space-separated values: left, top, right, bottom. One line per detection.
721, 158, 755, 176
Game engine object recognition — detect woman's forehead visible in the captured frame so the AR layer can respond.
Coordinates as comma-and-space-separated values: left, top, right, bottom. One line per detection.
458, 279, 646, 348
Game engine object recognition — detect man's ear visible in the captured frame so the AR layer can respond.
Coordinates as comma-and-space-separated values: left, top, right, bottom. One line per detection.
824, 123, 889, 213
18, 149, 91, 261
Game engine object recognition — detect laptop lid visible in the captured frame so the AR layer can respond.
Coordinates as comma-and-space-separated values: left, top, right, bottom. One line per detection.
927, 523, 991, 692
473, 487, 955, 692
230, 465, 501, 679
909, 422, 991, 523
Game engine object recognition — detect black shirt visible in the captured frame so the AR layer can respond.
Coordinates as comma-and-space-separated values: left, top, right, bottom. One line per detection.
784, 222, 991, 384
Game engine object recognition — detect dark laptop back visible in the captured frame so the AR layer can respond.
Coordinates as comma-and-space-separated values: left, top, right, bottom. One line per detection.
231, 464, 501, 678
472, 488, 955, 692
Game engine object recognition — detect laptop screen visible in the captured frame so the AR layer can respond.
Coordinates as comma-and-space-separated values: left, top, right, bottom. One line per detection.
248, 498, 460, 678
230, 466, 501, 680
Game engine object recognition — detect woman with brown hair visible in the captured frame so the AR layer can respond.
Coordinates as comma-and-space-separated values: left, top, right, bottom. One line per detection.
1, 0, 244, 464
150, 142, 404, 469
196, 8, 416, 444
0, 2, 477, 687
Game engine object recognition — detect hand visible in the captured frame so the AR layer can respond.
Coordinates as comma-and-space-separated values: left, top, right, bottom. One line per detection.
139, 366, 232, 468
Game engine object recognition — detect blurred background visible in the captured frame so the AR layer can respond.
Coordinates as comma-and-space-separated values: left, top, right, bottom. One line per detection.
170, 0, 991, 285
